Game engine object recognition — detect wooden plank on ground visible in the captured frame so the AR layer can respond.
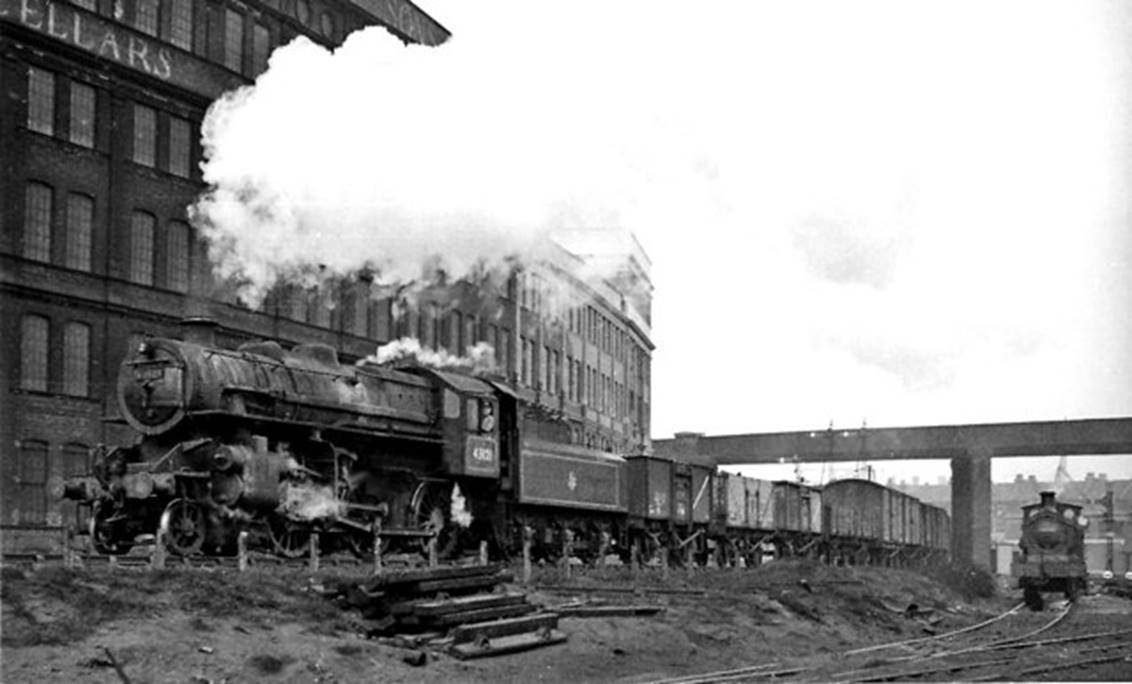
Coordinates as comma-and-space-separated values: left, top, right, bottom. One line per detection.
448, 629, 567, 659
411, 592, 529, 617
426, 602, 537, 627
364, 563, 505, 591
554, 605, 666, 618
450, 613, 560, 644
413, 571, 513, 595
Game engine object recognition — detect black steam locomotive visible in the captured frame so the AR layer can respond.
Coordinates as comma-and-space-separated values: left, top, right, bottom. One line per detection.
63, 326, 951, 567
1011, 491, 1089, 609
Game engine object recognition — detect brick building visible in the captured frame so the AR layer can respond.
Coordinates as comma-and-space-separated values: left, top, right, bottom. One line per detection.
1, 0, 654, 553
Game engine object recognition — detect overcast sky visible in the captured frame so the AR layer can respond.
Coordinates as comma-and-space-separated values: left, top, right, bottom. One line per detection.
206, 1, 1131, 484
410, 1, 1132, 483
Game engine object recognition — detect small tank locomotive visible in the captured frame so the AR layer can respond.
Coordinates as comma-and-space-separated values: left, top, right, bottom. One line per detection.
1011, 490, 1089, 609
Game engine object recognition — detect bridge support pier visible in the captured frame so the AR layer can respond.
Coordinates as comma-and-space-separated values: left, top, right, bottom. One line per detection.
950, 447, 992, 569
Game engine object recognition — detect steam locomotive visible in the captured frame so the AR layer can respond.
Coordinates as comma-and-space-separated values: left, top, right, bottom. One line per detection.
1011, 491, 1089, 609
62, 326, 950, 567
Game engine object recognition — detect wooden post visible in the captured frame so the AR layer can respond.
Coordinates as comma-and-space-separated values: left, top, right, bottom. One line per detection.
309, 532, 320, 572
372, 520, 383, 574
427, 534, 438, 568
522, 526, 533, 586
685, 542, 694, 575
237, 531, 248, 572
479, 540, 489, 566
108, 554, 118, 569
562, 529, 575, 580
152, 527, 166, 570
630, 541, 639, 579
597, 531, 610, 568
660, 542, 669, 582
62, 523, 74, 570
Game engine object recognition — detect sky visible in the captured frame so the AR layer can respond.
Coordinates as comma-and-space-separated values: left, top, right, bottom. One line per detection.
198, 1, 1132, 484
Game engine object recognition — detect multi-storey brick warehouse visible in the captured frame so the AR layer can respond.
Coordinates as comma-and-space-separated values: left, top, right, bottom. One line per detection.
1, 0, 654, 553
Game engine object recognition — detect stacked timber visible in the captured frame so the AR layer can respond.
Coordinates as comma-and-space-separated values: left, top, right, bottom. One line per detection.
331, 563, 566, 659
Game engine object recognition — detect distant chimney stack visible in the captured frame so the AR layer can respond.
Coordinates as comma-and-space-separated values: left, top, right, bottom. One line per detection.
180, 317, 218, 347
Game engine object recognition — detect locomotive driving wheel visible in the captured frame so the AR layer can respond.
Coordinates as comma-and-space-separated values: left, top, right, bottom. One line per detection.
89, 500, 133, 555
268, 516, 313, 559
160, 499, 206, 556
410, 480, 458, 559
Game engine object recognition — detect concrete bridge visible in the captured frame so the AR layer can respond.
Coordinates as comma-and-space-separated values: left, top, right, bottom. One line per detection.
652, 417, 1132, 567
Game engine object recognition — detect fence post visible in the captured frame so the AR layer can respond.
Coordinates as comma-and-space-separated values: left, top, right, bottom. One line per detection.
562, 529, 575, 580
522, 526, 533, 586
630, 541, 639, 580
62, 523, 74, 570
597, 531, 610, 568
152, 527, 166, 570
427, 534, 438, 568
237, 531, 248, 572
372, 520, 383, 574
309, 532, 320, 572
660, 542, 669, 582
479, 540, 488, 566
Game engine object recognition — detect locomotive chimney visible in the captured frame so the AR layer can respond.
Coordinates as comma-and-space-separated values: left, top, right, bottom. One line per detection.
1039, 490, 1056, 507
180, 317, 218, 347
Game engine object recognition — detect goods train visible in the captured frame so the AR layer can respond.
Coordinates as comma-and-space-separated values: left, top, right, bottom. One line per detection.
62, 328, 950, 567
1011, 491, 1089, 608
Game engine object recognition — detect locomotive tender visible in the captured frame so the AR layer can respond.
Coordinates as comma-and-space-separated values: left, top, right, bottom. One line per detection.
63, 327, 950, 567
1011, 490, 1089, 608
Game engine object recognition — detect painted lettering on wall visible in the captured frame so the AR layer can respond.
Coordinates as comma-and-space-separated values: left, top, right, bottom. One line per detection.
1, 0, 173, 80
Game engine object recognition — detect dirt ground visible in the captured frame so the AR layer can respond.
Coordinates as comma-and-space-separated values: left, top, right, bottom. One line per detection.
1, 559, 1129, 683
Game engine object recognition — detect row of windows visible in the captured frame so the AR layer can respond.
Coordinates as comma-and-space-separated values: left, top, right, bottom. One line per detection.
19, 316, 92, 397
518, 335, 641, 421
11, 440, 89, 526
106, 0, 341, 77
25, 67, 195, 178
20, 182, 192, 292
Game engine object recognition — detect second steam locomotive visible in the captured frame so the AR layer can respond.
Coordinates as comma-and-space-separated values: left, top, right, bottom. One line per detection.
63, 324, 950, 567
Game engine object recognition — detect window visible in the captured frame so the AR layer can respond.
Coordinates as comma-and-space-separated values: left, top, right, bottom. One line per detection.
320, 11, 334, 37
27, 67, 54, 135
252, 23, 271, 75
63, 322, 90, 397
166, 221, 190, 292
23, 182, 53, 262
18, 441, 49, 525
169, 0, 193, 50
129, 212, 155, 285
296, 0, 310, 23
224, 8, 244, 72
135, 0, 158, 35
71, 0, 96, 9
20, 316, 49, 392
168, 116, 191, 177
132, 104, 156, 166
69, 82, 95, 147
62, 443, 91, 529
65, 194, 94, 271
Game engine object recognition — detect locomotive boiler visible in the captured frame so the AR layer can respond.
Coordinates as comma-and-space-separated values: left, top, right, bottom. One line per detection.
1011, 490, 1089, 609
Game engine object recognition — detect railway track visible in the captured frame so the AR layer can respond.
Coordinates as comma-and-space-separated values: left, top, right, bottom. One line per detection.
645, 599, 1089, 684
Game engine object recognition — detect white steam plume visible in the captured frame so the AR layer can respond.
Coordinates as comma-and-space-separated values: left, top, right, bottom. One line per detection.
280, 482, 344, 520
361, 337, 497, 374
192, 14, 689, 305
